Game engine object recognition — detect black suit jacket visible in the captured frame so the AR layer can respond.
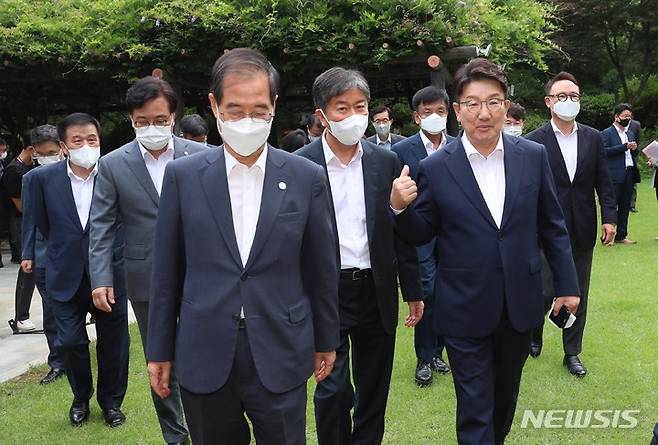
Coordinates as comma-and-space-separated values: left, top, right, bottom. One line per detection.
525, 122, 617, 251
601, 125, 640, 184
295, 139, 422, 334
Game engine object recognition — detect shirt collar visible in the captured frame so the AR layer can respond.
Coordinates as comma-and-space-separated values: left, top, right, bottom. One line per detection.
614, 122, 628, 134
419, 130, 446, 151
322, 131, 363, 166
550, 119, 578, 136
224, 144, 268, 176
67, 161, 98, 182
138, 137, 175, 160
461, 132, 504, 159
376, 134, 392, 145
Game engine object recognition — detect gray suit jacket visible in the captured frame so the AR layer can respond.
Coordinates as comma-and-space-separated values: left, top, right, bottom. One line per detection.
366, 133, 406, 148
89, 136, 206, 301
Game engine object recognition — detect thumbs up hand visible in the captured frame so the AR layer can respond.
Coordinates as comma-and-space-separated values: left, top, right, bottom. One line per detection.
390, 165, 418, 211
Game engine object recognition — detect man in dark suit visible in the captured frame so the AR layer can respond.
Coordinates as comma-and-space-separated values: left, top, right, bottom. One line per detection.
146, 48, 339, 445
366, 105, 405, 150
602, 103, 640, 245
297, 67, 423, 445
525, 71, 617, 377
31, 113, 129, 427
391, 58, 580, 445
89, 76, 204, 445
392, 85, 454, 387
21, 125, 67, 385
628, 117, 641, 212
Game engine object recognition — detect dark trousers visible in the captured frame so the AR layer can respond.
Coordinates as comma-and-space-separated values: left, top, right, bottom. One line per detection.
132, 301, 188, 443
34, 268, 63, 370
535, 249, 593, 356
12, 215, 35, 321
51, 274, 129, 409
444, 304, 530, 445
314, 274, 396, 445
613, 169, 635, 240
180, 328, 307, 445
414, 239, 445, 363
8, 212, 21, 261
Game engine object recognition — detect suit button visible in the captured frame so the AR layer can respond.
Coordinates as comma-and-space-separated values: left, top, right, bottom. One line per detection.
240, 273, 248, 281
498, 234, 503, 241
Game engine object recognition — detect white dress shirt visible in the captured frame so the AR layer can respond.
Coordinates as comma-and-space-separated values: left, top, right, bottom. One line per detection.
225, 146, 268, 318
420, 130, 447, 157
67, 161, 98, 229
322, 134, 371, 269
462, 133, 506, 228
375, 134, 392, 150
551, 119, 578, 182
139, 138, 175, 195
615, 124, 634, 167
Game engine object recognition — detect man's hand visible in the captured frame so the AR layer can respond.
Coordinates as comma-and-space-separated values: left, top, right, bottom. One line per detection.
390, 165, 417, 211
553, 296, 579, 316
627, 141, 638, 151
314, 351, 336, 383
20, 260, 33, 274
601, 223, 616, 246
148, 361, 172, 399
404, 300, 424, 327
92, 286, 115, 313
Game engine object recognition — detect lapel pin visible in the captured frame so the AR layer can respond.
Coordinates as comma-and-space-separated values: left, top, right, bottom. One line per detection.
184, 151, 189, 155
278, 181, 287, 191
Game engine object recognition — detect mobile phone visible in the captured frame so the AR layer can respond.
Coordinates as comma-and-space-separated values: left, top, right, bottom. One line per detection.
548, 302, 576, 329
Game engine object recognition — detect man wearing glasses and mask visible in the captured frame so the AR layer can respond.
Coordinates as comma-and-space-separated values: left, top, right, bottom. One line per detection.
89, 76, 206, 445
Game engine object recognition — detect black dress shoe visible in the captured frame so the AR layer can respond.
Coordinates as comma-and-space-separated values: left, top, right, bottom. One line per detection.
529, 341, 542, 358
103, 407, 126, 427
430, 356, 450, 374
69, 400, 90, 426
414, 360, 433, 387
40, 368, 65, 385
168, 440, 190, 445
563, 355, 587, 377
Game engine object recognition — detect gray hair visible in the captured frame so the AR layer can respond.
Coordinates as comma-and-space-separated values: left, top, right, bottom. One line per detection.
210, 48, 279, 105
312, 67, 371, 110
30, 124, 59, 146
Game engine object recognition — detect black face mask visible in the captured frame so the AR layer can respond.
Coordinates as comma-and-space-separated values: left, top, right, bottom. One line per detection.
618, 118, 631, 127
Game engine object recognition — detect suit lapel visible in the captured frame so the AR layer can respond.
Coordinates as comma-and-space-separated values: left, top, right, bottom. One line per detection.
574, 124, 587, 179
410, 133, 428, 164
361, 142, 378, 244
542, 124, 570, 182
199, 148, 243, 269
55, 162, 84, 232
124, 140, 160, 207
500, 135, 523, 230
173, 136, 191, 159
445, 138, 498, 230
244, 147, 288, 271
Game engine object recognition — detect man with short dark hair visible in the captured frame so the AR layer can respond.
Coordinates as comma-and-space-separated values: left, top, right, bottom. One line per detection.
3, 126, 60, 332
366, 105, 405, 150
525, 72, 617, 378
602, 103, 640, 245
20, 125, 67, 384
390, 58, 580, 444
392, 85, 453, 387
504, 102, 526, 136
306, 113, 324, 143
31, 113, 129, 427
90, 76, 205, 444
297, 67, 423, 445
179, 114, 212, 146
146, 48, 339, 445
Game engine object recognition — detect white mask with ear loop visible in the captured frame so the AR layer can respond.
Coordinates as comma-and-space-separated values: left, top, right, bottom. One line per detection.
321, 110, 369, 146
215, 107, 274, 157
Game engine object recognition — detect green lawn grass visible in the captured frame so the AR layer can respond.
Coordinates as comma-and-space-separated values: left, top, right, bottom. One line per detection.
1, 187, 657, 444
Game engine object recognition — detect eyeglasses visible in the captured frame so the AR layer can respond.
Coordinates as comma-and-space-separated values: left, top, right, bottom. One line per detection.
547, 93, 580, 102
458, 98, 506, 114
133, 118, 172, 128
373, 118, 391, 125
218, 110, 274, 124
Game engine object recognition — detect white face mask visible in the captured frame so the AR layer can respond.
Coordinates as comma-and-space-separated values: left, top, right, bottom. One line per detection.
134, 124, 173, 151
68, 145, 100, 169
34, 155, 61, 165
553, 100, 580, 122
420, 113, 447, 135
0, 152, 7, 160
322, 111, 369, 146
374, 122, 391, 140
503, 125, 523, 137
216, 113, 272, 157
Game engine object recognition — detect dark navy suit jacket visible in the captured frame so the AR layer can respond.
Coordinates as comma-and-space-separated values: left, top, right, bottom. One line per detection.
31, 160, 125, 302
21, 169, 47, 267
392, 132, 455, 180
394, 134, 580, 337
601, 125, 639, 185
146, 146, 340, 395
